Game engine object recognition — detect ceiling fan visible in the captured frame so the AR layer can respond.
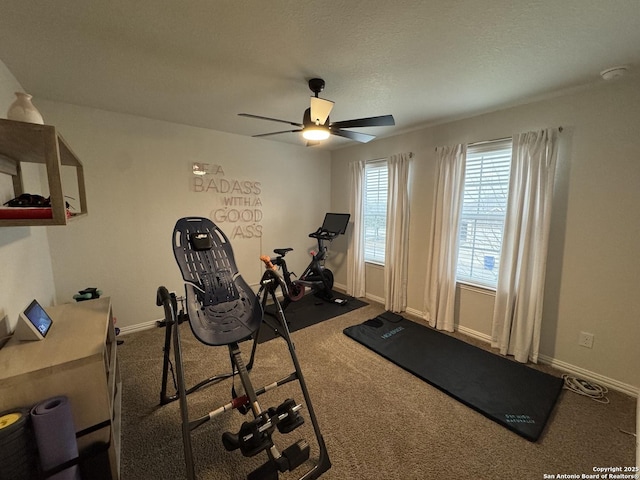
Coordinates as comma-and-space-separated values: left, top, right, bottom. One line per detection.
238, 78, 395, 144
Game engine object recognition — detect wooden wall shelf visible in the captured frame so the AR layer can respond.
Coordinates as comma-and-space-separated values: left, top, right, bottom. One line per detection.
0, 118, 87, 226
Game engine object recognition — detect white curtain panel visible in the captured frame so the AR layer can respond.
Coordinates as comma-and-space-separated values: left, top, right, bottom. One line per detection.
424, 145, 466, 331
347, 160, 366, 298
384, 153, 411, 312
491, 128, 559, 363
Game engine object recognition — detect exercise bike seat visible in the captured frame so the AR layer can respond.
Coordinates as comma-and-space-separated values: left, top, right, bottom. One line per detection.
172, 217, 262, 346
273, 248, 293, 256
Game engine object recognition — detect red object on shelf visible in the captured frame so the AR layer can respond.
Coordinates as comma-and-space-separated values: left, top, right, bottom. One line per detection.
0, 207, 71, 219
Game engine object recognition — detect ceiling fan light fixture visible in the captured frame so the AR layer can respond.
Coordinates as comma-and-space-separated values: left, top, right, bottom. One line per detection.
310, 97, 334, 125
302, 125, 330, 141
239, 78, 394, 144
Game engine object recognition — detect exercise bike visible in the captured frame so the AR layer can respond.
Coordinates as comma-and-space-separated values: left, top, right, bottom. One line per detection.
260, 213, 350, 305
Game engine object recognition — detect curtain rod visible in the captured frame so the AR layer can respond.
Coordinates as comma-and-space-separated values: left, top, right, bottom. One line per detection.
469, 126, 564, 146
436, 127, 564, 151
467, 136, 511, 148
366, 152, 413, 162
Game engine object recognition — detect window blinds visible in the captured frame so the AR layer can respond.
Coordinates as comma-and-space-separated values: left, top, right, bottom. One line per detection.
363, 161, 388, 264
457, 139, 512, 287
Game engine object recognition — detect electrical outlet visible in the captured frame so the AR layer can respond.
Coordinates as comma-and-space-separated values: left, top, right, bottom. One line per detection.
578, 331, 594, 348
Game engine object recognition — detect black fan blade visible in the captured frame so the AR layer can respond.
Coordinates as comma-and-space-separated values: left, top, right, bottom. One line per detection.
252, 129, 302, 138
306, 140, 321, 147
238, 113, 302, 127
330, 115, 395, 129
331, 129, 376, 143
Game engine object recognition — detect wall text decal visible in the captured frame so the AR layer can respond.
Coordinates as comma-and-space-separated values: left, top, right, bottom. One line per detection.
191, 163, 263, 239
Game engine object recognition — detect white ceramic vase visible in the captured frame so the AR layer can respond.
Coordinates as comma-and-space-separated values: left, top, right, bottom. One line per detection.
6, 92, 44, 124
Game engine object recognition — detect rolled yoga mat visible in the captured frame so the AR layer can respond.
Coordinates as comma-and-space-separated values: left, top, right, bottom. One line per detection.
30, 396, 81, 480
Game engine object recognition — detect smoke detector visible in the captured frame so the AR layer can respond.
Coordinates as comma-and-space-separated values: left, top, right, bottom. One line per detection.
600, 66, 628, 81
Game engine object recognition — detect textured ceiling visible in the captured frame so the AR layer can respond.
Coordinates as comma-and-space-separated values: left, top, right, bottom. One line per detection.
1, 0, 639, 149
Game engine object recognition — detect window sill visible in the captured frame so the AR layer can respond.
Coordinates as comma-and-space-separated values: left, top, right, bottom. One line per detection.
456, 281, 496, 296
365, 261, 385, 268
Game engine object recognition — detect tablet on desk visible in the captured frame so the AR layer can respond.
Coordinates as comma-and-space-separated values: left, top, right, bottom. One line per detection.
16, 299, 54, 341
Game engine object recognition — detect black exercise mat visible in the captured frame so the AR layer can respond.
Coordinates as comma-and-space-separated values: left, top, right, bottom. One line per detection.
343, 313, 563, 441
257, 293, 367, 344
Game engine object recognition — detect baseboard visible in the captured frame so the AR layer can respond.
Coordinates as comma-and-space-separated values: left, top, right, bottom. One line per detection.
405, 306, 494, 343
365, 292, 385, 305
537, 353, 639, 398
119, 318, 159, 335
453, 324, 638, 397
333, 282, 385, 306
405, 306, 639, 398
456, 324, 492, 343
333, 282, 346, 292
455, 324, 638, 397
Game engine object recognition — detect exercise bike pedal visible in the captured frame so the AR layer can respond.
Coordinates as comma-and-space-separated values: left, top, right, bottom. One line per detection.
282, 439, 310, 472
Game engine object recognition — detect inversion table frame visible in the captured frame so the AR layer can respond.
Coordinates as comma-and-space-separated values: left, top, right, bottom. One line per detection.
156, 217, 331, 480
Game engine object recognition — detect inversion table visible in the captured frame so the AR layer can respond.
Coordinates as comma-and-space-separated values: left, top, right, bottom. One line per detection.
156, 217, 331, 480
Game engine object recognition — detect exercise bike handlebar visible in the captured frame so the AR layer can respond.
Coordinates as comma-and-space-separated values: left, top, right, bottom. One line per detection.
308, 228, 339, 241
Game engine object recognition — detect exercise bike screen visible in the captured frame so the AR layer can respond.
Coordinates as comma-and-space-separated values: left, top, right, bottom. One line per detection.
321, 213, 350, 234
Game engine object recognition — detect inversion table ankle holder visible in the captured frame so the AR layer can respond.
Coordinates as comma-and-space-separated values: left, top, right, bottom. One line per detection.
156, 217, 331, 480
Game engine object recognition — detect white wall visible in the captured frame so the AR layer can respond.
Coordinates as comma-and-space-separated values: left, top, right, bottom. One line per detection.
0, 60, 57, 333
13, 99, 332, 330
330, 76, 640, 391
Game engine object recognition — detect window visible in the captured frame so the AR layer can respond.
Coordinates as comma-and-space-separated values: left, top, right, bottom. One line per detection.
456, 139, 512, 288
363, 161, 388, 264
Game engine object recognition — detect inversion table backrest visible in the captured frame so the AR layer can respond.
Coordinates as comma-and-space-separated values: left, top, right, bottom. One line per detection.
173, 217, 262, 346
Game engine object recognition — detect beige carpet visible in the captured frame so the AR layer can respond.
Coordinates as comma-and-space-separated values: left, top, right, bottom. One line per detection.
118, 301, 636, 479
